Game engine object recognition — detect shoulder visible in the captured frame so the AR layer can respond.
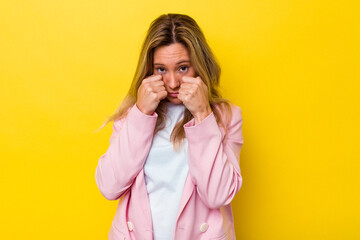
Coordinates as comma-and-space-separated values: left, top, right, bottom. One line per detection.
112, 104, 158, 133
213, 102, 243, 143
214, 101, 242, 114
213, 102, 243, 125
112, 105, 134, 132
229, 103, 243, 124
229, 102, 242, 117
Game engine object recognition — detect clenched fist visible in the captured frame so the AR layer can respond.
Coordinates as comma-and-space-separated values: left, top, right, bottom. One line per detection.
178, 76, 212, 124
136, 75, 168, 115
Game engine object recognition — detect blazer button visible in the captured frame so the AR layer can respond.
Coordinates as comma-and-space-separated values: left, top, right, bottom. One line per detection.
200, 223, 209, 232
127, 221, 134, 232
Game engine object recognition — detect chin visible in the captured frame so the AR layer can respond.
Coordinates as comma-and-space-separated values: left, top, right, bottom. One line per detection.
167, 97, 183, 105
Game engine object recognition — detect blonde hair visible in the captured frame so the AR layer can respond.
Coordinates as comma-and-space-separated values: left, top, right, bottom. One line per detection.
97, 13, 232, 149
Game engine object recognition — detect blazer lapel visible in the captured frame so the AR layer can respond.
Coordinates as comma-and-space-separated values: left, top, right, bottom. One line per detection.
136, 169, 153, 229
176, 173, 194, 219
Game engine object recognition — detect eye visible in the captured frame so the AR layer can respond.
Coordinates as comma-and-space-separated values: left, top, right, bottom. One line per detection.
156, 67, 166, 74
179, 65, 188, 73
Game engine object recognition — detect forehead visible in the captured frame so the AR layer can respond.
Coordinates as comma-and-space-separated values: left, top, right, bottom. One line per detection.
153, 43, 190, 64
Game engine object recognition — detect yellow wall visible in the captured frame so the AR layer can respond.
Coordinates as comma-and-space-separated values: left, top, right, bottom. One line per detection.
1, 0, 359, 239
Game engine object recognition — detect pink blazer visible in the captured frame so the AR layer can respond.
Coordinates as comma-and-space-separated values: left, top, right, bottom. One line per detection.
95, 103, 244, 240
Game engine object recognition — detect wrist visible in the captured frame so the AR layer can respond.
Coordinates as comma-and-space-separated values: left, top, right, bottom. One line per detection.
136, 103, 154, 115
193, 108, 212, 125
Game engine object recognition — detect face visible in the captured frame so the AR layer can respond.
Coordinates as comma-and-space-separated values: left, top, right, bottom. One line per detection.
153, 43, 196, 104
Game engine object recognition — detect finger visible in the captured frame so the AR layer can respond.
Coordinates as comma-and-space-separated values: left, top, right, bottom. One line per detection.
178, 89, 191, 96
179, 83, 193, 89
157, 90, 168, 100
177, 92, 188, 102
152, 85, 166, 93
149, 80, 165, 87
143, 74, 163, 83
177, 92, 185, 101
181, 76, 201, 84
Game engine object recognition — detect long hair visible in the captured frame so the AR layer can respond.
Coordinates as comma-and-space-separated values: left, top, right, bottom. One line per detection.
97, 13, 232, 149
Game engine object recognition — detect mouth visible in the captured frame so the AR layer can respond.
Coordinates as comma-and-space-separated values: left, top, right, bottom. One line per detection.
168, 92, 179, 97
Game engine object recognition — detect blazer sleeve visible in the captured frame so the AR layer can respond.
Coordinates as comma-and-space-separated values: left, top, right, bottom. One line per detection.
184, 104, 244, 209
95, 104, 158, 200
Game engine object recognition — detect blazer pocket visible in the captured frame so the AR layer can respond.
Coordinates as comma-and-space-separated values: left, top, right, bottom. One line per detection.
206, 228, 234, 240
110, 224, 127, 240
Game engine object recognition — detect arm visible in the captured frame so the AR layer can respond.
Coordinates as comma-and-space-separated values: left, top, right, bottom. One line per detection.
184, 105, 244, 209
95, 104, 157, 200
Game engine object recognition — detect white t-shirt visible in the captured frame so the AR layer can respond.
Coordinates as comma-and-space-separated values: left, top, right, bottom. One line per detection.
144, 102, 189, 240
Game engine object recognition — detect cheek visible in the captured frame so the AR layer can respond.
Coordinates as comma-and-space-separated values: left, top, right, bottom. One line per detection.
162, 79, 170, 89
187, 67, 197, 77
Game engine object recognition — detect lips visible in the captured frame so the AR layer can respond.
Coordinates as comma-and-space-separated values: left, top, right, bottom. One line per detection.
168, 92, 179, 97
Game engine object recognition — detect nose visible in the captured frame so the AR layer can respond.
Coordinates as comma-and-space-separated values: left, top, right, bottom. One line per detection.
166, 71, 180, 90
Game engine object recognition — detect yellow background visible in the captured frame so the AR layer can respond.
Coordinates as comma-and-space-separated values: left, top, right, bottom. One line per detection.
1, 0, 359, 239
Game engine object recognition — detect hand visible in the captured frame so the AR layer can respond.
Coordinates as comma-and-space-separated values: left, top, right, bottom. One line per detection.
178, 76, 212, 124
136, 75, 168, 115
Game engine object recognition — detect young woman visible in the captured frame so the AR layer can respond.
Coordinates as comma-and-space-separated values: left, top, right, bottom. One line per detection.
95, 13, 244, 240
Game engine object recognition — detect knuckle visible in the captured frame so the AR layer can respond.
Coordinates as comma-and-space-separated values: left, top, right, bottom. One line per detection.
150, 92, 157, 99
146, 88, 153, 94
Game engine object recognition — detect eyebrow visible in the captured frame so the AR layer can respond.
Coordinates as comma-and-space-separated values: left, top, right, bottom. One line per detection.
153, 60, 191, 66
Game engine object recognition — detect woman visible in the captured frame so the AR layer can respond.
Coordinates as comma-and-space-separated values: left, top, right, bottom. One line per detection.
95, 13, 244, 240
